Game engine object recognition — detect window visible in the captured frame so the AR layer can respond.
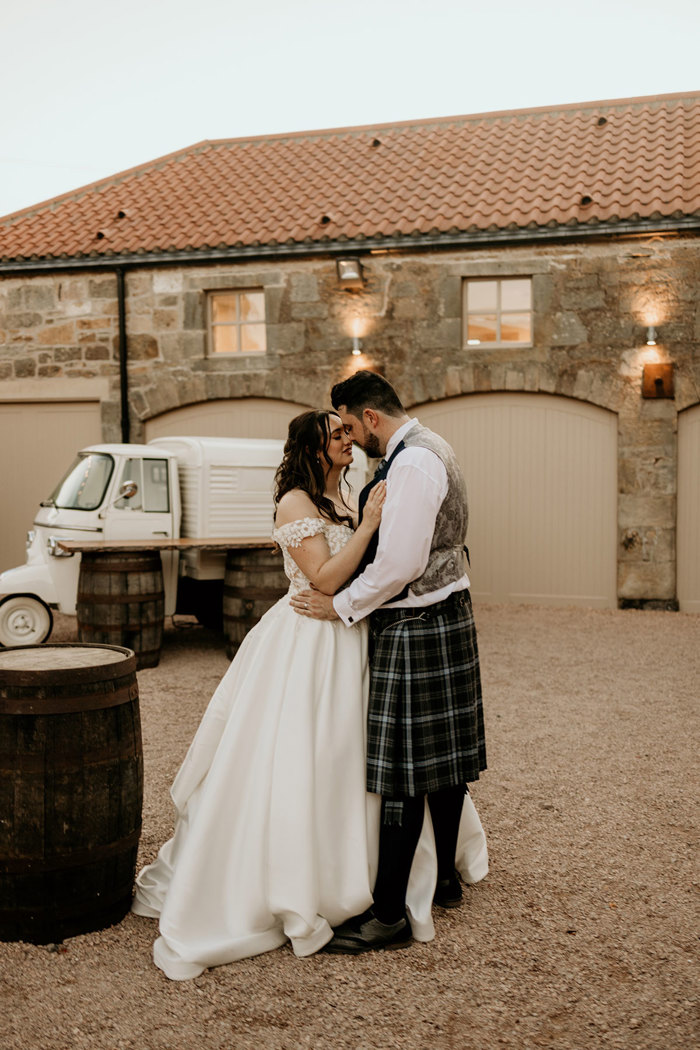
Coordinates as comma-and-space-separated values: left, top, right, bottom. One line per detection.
463, 278, 532, 347
209, 290, 266, 355
116, 458, 170, 512
50, 453, 114, 511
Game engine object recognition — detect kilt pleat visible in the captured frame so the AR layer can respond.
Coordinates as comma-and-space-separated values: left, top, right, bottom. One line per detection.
367, 593, 486, 798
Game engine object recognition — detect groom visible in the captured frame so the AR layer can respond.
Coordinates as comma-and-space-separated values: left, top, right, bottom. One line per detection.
290, 370, 486, 954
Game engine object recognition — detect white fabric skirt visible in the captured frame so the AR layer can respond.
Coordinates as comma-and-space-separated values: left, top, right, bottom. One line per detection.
132, 597, 488, 979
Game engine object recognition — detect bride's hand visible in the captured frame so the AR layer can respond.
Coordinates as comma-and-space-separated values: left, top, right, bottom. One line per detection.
361, 480, 386, 531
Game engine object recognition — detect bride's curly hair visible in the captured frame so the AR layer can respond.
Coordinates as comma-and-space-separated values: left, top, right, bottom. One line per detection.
273, 410, 354, 526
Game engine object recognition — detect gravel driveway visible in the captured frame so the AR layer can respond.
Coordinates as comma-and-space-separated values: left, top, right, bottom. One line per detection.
1, 604, 697, 1050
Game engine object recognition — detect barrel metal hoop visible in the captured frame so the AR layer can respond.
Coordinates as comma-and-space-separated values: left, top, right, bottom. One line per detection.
0, 679, 139, 714
80, 558, 161, 573
0, 825, 142, 874
77, 592, 164, 604
0, 644, 137, 685
0, 885, 135, 924
0, 735, 141, 772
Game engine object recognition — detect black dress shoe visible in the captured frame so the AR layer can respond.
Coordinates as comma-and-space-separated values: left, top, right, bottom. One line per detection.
329, 908, 374, 938
324, 910, 412, 955
433, 872, 463, 909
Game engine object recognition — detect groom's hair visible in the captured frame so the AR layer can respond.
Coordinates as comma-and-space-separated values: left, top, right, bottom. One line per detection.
330, 370, 405, 418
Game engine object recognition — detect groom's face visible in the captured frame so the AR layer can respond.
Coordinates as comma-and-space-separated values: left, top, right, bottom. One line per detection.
335, 406, 383, 458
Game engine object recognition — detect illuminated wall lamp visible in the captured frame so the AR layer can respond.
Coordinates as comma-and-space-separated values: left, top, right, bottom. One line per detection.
642, 362, 674, 399
336, 258, 364, 289
351, 336, 362, 356
646, 326, 657, 346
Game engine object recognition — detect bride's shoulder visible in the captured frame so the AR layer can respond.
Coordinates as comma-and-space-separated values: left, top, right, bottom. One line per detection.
273, 491, 327, 546
274, 489, 319, 528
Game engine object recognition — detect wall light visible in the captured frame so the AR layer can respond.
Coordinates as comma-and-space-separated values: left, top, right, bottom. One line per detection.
336, 258, 364, 289
646, 326, 658, 346
642, 362, 674, 398
351, 337, 362, 356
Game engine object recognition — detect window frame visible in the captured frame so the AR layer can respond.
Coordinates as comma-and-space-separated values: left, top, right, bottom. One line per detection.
207, 288, 267, 357
462, 276, 533, 349
114, 457, 170, 513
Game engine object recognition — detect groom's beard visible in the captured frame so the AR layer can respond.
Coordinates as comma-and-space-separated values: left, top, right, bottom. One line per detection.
359, 426, 382, 458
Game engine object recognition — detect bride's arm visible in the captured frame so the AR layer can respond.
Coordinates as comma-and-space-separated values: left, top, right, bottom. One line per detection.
275, 485, 385, 595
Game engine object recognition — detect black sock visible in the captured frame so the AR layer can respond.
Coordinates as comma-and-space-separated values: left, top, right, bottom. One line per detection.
372, 796, 425, 924
428, 784, 467, 882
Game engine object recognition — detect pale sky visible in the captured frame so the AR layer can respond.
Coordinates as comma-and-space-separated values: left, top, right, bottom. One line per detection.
1, 0, 698, 218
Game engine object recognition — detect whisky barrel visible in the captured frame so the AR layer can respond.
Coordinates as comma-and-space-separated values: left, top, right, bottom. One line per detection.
223, 549, 288, 659
0, 643, 143, 944
76, 550, 164, 669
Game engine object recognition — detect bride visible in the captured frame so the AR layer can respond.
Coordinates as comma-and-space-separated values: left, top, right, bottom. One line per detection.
131, 409, 487, 980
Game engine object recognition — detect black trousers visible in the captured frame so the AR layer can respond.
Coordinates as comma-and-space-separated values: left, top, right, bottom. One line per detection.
372, 783, 467, 924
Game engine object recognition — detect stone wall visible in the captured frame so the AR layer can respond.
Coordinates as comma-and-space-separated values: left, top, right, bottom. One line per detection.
1, 234, 699, 604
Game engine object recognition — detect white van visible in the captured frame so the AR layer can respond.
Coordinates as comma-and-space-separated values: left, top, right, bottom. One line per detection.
0, 436, 368, 646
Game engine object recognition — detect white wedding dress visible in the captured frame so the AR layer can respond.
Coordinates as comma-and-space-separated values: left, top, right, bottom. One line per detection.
132, 517, 488, 980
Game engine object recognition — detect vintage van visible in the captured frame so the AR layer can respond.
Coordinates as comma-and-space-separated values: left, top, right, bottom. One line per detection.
0, 436, 368, 646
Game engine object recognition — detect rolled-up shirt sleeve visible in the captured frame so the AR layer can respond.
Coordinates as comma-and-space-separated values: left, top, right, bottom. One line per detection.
333, 449, 447, 625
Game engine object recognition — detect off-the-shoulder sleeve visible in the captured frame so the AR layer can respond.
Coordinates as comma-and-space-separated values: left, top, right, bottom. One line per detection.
272, 516, 325, 549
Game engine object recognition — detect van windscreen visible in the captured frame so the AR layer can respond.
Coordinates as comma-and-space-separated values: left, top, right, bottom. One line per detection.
49, 453, 115, 511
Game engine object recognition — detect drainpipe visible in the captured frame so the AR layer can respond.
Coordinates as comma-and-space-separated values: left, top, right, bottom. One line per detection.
116, 267, 130, 443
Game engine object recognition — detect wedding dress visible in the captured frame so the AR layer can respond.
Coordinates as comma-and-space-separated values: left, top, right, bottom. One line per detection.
132, 517, 488, 980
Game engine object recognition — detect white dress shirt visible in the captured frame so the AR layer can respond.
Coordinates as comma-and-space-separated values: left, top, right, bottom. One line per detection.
333, 418, 470, 626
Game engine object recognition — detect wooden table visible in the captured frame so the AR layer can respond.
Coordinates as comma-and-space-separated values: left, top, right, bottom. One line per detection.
57, 537, 275, 554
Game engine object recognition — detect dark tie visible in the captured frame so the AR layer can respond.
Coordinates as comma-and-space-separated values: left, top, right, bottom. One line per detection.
355, 442, 405, 576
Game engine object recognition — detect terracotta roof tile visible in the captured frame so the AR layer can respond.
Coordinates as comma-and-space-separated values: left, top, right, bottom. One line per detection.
1, 92, 699, 263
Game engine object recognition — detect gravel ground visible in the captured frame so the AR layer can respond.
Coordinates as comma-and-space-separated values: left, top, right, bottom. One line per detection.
1, 604, 698, 1050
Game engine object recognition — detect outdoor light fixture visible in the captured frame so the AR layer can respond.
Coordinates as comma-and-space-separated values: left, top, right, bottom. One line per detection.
642, 362, 674, 398
352, 336, 362, 356
336, 258, 364, 289
646, 326, 658, 346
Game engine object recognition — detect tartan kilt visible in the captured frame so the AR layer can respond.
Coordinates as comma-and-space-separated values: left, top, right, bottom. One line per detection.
367, 591, 486, 798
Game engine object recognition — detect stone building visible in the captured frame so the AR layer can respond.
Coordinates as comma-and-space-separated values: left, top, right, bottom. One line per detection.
1, 92, 699, 610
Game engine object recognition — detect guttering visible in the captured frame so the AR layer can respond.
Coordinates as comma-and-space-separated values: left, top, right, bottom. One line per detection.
115, 266, 129, 444
1, 216, 699, 274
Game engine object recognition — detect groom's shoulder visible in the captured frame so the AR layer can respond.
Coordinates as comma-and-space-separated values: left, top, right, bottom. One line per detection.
392, 442, 448, 484
403, 424, 455, 459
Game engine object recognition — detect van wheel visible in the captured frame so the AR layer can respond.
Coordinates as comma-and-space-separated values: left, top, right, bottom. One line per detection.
0, 595, 54, 647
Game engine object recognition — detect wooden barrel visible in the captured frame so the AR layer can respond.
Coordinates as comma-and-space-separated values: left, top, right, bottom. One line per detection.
223, 549, 288, 659
76, 550, 164, 669
0, 643, 143, 944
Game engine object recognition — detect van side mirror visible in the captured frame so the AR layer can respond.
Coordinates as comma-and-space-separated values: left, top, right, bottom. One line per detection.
98, 480, 139, 518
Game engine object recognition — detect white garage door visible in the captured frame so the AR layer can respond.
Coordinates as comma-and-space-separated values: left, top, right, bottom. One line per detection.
416, 393, 618, 607
0, 400, 102, 574
677, 404, 700, 613
145, 398, 312, 441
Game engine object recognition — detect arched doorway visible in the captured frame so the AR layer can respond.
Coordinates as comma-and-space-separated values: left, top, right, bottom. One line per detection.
144, 397, 312, 442
415, 393, 618, 607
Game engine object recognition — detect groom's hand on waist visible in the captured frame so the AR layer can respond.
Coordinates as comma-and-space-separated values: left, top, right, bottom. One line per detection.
290, 587, 339, 621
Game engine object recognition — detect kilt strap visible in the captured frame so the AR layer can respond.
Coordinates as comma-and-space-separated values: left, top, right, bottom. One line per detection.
370, 589, 470, 637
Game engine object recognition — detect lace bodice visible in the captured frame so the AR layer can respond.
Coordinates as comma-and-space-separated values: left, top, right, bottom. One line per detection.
272, 516, 353, 596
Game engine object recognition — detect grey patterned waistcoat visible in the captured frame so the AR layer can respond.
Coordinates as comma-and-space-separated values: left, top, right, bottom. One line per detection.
400, 423, 469, 596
